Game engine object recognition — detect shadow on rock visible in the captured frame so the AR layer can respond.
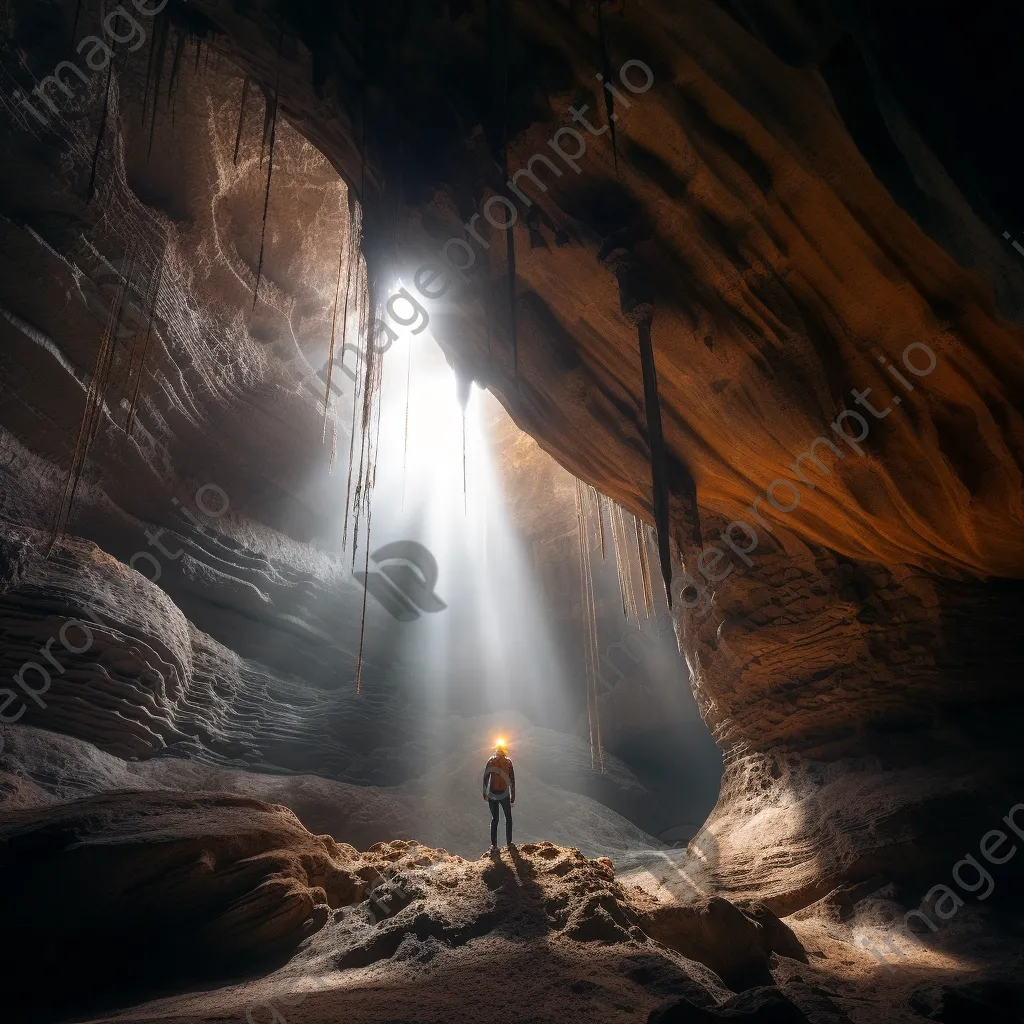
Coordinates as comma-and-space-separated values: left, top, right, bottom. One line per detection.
636, 896, 806, 992
648, 985, 811, 1022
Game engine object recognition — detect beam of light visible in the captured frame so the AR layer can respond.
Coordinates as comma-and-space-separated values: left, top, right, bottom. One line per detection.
351, 321, 573, 732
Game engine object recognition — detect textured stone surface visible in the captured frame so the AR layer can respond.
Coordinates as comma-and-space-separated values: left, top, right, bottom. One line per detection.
0, 789, 363, 1017
0, 794, 806, 1022
1, 5, 1024, 1020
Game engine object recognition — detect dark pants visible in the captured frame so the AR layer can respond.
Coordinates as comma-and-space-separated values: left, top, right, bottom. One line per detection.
489, 795, 513, 846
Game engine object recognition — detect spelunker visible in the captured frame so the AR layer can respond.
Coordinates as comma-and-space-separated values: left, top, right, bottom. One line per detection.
482, 740, 515, 849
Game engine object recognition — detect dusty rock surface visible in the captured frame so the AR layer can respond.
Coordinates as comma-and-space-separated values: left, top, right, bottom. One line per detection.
1, 787, 818, 1023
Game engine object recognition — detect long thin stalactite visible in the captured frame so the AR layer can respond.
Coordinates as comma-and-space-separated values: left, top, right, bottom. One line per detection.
595, 0, 619, 173
147, 17, 170, 160
575, 479, 605, 772
575, 479, 596, 767
87, 59, 115, 203
252, 77, 280, 309
233, 75, 251, 165
48, 244, 137, 555
637, 321, 674, 606
323, 231, 348, 443
635, 514, 654, 617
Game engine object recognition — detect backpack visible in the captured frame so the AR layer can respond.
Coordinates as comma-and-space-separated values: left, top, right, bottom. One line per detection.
486, 755, 511, 793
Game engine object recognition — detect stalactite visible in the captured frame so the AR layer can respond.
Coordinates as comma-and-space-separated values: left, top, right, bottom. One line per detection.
352, 342, 383, 568
575, 479, 595, 768
260, 19, 287, 167
147, 16, 169, 161
635, 514, 654, 618
354, 506, 372, 695
595, 1, 618, 173
340, 284, 364, 553
369, 367, 383, 492
585, 535, 605, 771
350, 369, 370, 566
610, 500, 629, 618
87, 60, 115, 203
457, 374, 471, 515
48, 245, 136, 555
584, 527, 605, 773
636, 320, 674, 606
69, 0, 84, 54
166, 28, 185, 106
350, 275, 383, 569
252, 77, 280, 310
259, 88, 273, 167
323, 232, 347, 444
602, 244, 673, 608
585, 484, 600, 530
575, 479, 605, 773
611, 502, 640, 626
141, 15, 158, 125
401, 338, 411, 510
232, 75, 250, 165
353, 318, 383, 561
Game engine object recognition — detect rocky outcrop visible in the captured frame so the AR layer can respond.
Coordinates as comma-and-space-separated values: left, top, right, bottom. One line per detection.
0, 790, 363, 1018
0, 794, 811, 1022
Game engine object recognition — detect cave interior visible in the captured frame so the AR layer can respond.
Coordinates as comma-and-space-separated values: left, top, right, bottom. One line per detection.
1, 1, 1024, 1022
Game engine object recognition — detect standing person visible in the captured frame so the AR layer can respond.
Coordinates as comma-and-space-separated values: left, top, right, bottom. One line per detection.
482, 740, 515, 849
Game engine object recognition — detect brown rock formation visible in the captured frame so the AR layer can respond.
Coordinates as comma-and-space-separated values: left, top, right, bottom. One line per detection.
0, 790, 361, 1017
1, 791, 818, 1022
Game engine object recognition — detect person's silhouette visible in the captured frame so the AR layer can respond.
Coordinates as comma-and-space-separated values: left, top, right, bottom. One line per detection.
481, 741, 515, 848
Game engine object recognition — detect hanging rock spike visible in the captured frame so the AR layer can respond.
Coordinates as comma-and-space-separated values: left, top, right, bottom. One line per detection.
87, 60, 115, 203
233, 75, 250, 164
253, 77, 280, 309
